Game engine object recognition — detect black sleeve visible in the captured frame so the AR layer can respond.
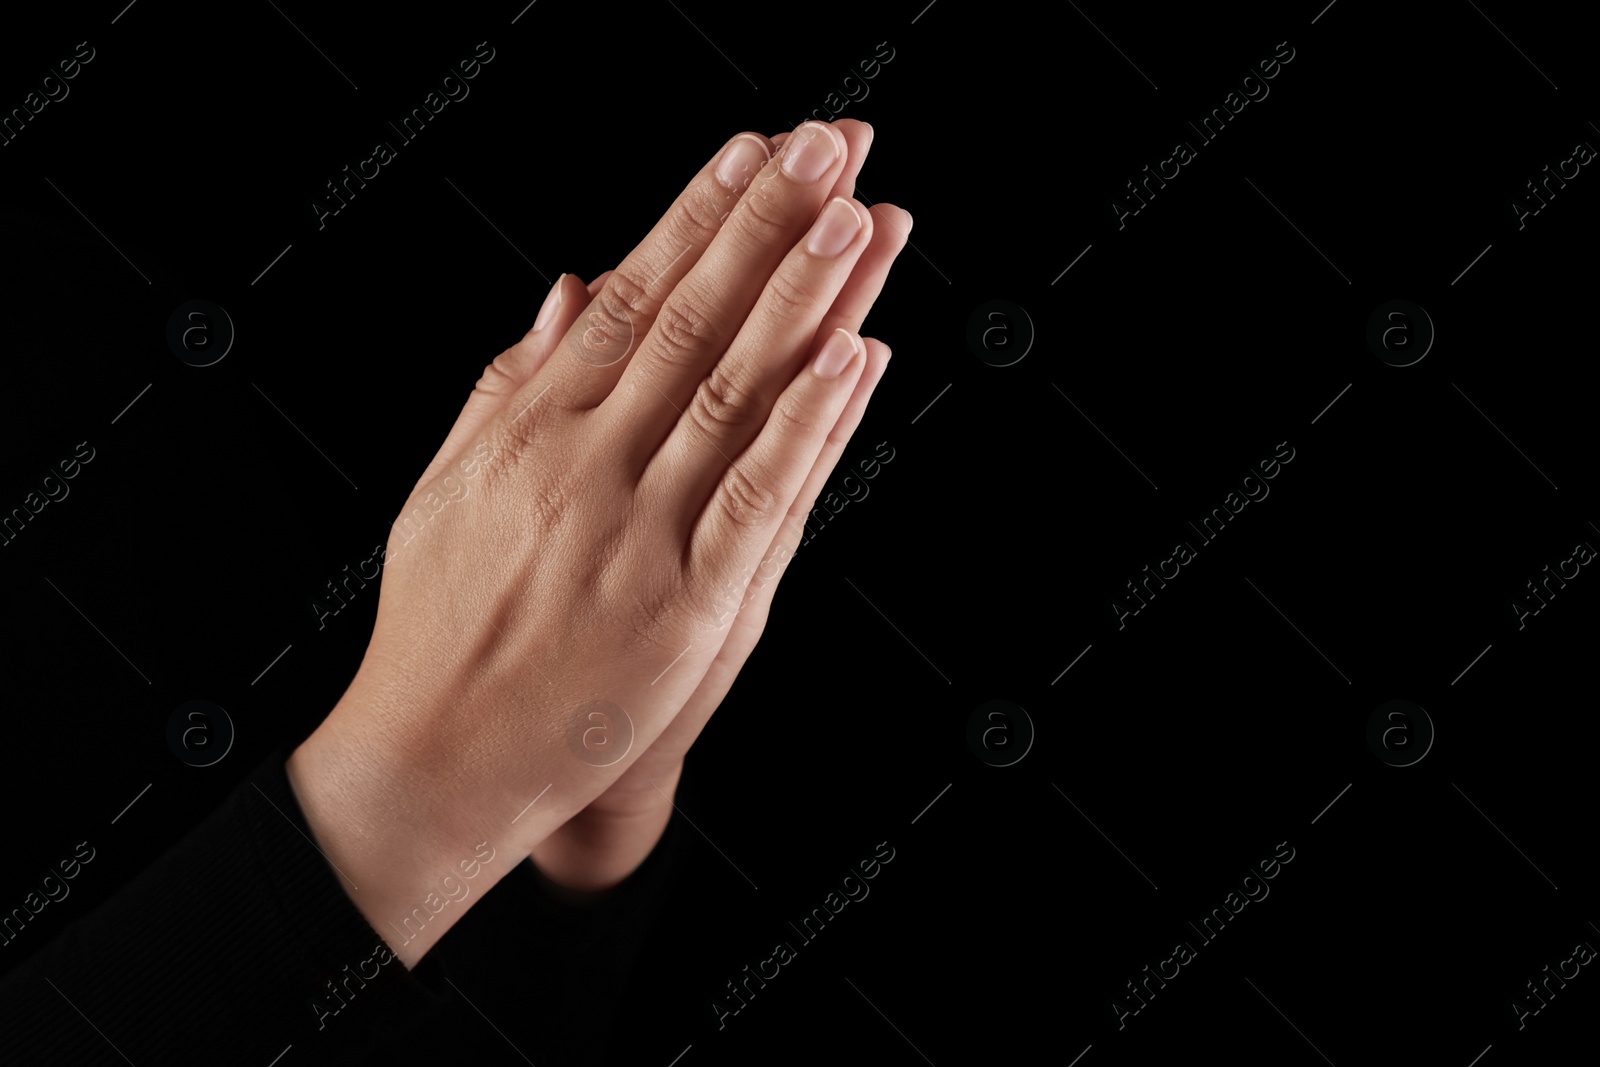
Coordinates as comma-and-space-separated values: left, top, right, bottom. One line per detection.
0, 744, 450, 1062
0, 742, 696, 1065
374, 759, 697, 1066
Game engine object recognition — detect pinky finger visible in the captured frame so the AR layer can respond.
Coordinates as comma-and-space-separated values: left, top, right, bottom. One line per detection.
762, 335, 891, 563
687, 328, 868, 599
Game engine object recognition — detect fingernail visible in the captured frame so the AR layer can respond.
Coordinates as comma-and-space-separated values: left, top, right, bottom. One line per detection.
533, 274, 565, 332
904, 210, 913, 233
812, 328, 860, 379
806, 198, 863, 258
716, 134, 770, 192
781, 122, 841, 183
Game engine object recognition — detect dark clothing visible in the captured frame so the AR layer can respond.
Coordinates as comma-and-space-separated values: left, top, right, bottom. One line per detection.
0, 744, 691, 1065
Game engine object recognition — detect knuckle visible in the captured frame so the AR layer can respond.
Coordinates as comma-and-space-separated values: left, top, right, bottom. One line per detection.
713, 462, 778, 530
626, 582, 696, 652
650, 286, 718, 369
733, 184, 792, 246
688, 365, 753, 438
577, 268, 650, 356
475, 350, 522, 398
666, 190, 726, 250
768, 391, 818, 437
603, 265, 653, 322
762, 267, 817, 319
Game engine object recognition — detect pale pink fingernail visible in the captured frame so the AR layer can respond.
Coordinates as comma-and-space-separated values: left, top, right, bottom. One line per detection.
533, 274, 565, 332
780, 122, 842, 184
715, 134, 770, 191
812, 328, 860, 379
806, 198, 863, 258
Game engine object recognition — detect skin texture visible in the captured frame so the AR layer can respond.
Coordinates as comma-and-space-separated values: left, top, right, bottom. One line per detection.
527, 121, 912, 893
284, 120, 910, 966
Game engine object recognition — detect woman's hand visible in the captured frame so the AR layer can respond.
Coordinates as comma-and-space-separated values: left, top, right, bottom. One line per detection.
284, 120, 909, 965
524, 122, 912, 893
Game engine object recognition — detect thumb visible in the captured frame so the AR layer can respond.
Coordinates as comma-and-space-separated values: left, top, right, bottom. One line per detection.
409, 270, 591, 495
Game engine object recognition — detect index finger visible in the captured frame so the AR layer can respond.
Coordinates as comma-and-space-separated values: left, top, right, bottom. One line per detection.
522, 130, 778, 412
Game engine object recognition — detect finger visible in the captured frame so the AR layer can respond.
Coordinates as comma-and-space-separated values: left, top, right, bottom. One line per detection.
759, 335, 892, 564
770, 119, 869, 199
710, 335, 892, 644
685, 328, 867, 605
642, 195, 873, 512
597, 122, 853, 459
820, 119, 872, 202
515, 131, 777, 415
634, 337, 892, 761
771, 123, 906, 343
814, 203, 911, 338
586, 270, 613, 298
410, 271, 590, 493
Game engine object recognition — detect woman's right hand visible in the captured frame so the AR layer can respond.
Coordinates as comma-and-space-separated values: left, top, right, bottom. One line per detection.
285, 120, 909, 965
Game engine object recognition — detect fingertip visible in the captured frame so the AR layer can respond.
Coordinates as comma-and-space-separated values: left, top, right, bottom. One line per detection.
832, 118, 874, 149
869, 203, 912, 244
825, 121, 872, 200
523, 271, 590, 346
531, 273, 567, 333
715, 132, 775, 192
811, 327, 864, 380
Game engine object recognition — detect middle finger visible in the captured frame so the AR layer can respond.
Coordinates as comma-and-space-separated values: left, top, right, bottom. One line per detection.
596, 121, 852, 469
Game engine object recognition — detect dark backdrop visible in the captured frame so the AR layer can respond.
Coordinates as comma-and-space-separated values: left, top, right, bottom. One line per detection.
2, 1, 1595, 1064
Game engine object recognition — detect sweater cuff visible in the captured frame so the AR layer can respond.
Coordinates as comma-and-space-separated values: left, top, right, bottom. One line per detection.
240, 743, 455, 1053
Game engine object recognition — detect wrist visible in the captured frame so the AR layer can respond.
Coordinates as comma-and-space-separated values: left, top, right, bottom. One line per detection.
284, 695, 521, 968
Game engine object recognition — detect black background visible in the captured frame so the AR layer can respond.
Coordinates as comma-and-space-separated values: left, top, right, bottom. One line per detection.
2, 1, 1595, 1064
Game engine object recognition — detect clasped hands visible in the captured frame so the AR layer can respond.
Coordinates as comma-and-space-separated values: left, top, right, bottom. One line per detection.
286, 120, 909, 966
